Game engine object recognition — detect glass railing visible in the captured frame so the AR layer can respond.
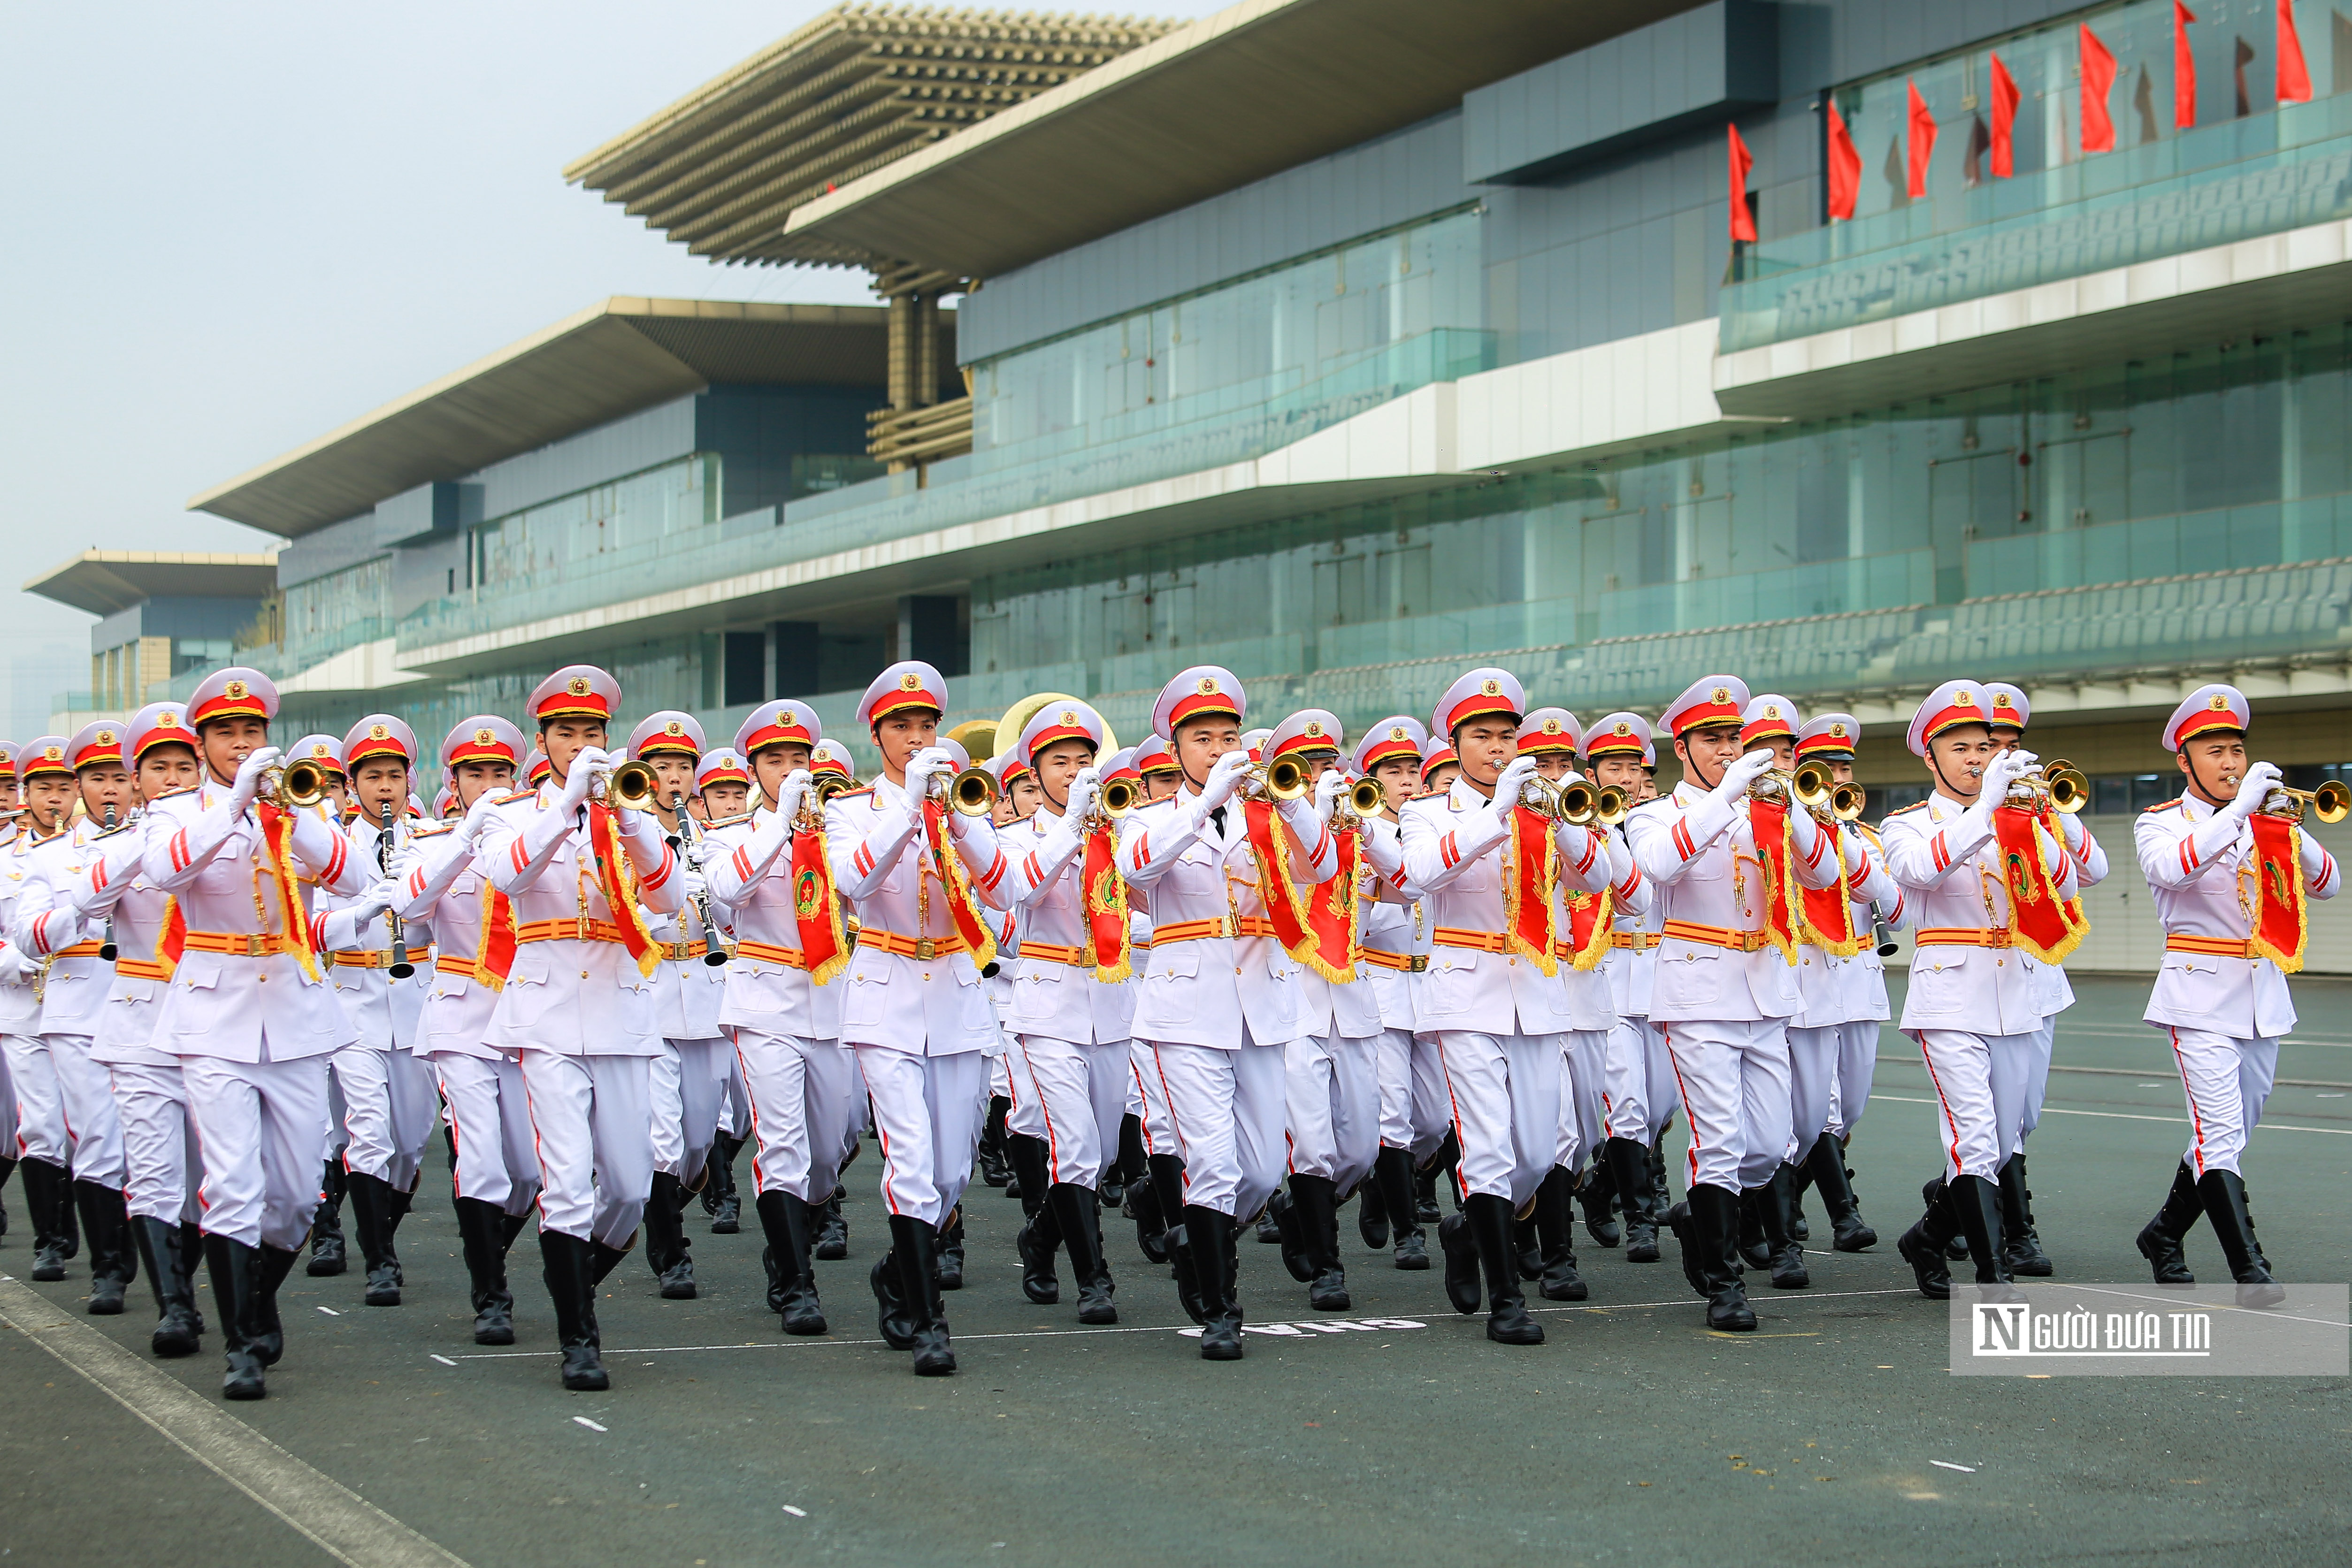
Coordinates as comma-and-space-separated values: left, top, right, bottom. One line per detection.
1721, 94, 2352, 353
394, 328, 1495, 656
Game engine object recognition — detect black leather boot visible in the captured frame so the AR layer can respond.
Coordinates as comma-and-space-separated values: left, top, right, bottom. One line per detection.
1578, 1156, 1621, 1248
1164, 1207, 1207, 1325
2198, 1169, 2286, 1308
977, 1095, 1013, 1187
452, 1196, 517, 1345
1413, 1155, 1442, 1225
1293, 1175, 1349, 1310
1005, 1132, 1050, 1216
1017, 1182, 1063, 1304
72, 1179, 137, 1314
1049, 1183, 1118, 1324
1687, 1184, 1755, 1331
643, 1171, 696, 1300
1140, 1151, 1185, 1266
1533, 1166, 1587, 1302
133, 1216, 202, 1356
1998, 1152, 2053, 1276
308, 1161, 347, 1276
1124, 1153, 1168, 1263
1373, 1146, 1428, 1270
202, 1232, 268, 1400
1438, 1207, 1482, 1314
2136, 1161, 2201, 1284
1268, 1183, 1316, 1285
1254, 1205, 1282, 1245
702, 1134, 742, 1232
252, 1243, 298, 1367
1512, 1206, 1543, 1282
537, 1231, 608, 1391
934, 1207, 965, 1291
1735, 1186, 1770, 1272
1185, 1207, 1242, 1360
56, 1165, 79, 1259
588, 1233, 633, 1286
344, 1171, 401, 1306
1786, 1151, 1814, 1242
889, 1215, 956, 1375
755, 1189, 828, 1334
1752, 1166, 1810, 1290
23, 1158, 72, 1281
1465, 1193, 1543, 1344
1948, 1173, 2018, 1298
0, 1153, 12, 1240
1897, 1177, 1960, 1299
1356, 1166, 1390, 1250
1804, 1133, 1877, 1252
1647, 1132, 1672, 1226
1606, 1138, 1660, 1262
813, 1187, 848, 1259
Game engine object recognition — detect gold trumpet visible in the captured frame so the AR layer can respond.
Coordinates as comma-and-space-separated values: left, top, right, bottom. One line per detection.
1325, 774, 1387, 829
1098, 776, 1142, 817
931, 765, 999, 816
2006, 757, 2090, 815
2261, 780, 2351, 824
1240, 757, 1309, 803
262, 757, 333, 810
592, 758, 659, 811
1555, 778, 1630, 827
793, 773, 851, 830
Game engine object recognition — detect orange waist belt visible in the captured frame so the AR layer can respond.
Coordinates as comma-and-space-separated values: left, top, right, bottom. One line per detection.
660, 939, 710, 964
1152, 917, 1230, 944
514, 918, 626, 945
1432, 928, 1511, 954
1019, 939, 1091, 967
180, 930, 299, 959
333, 950, 406, 970
2164, 933, 2256, 959
1914, 927, 2015, 949
1611, 931, 1659, 951
733, 940, 809, 970
433, 954, 489, 981
858, 928, 967, 961
1359, 948, 1428, 973
1660, 920, 1770, 954
46, 941, 105, 960
115, 957, 169, 981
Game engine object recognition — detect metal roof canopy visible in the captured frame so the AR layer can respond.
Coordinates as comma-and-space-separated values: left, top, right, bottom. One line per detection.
564, 4, 1179, 269
781, 0, 1705, 280
26, 552, 280, 618
188, 297, 944, 540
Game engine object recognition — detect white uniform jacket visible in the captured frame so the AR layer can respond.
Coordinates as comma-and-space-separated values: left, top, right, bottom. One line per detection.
139, 784, 368, 1063
702, 807, 844, 1044
1356, 816, 1427, 1035
1114, 785, 1341, 1050
1792, 822, 1908, 1030
58, 822, 176, 1066
0, 826, 50, 1035
998, 806, 1139, 1047
392, 822, 506, 1062
646, 822, 730, 1040
17, 818, 125, 1039
824, 778, 1009, 1057
1397, 778, 1616, 1037
1880, 791, 2078, 1036
319, 815, 432, 1052
475, 785, 684, 1058
1552, 817, 1649, 1033
2134, 792, 2341, 1039
1601, 823, 1664, 1020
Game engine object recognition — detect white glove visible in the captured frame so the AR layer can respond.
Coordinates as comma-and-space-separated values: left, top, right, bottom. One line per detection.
462, 788, 505, 842
1065, 767, 1101, 822
2227, 760, 2284, 819
353, 877, 401, 923
1987, 748, 2038, 798
1710, 749, 1777, 804
229, 746, 283, 811
1314, 769, 1349, 817
1196, 749, 1253, 811
0, 944, 24, 987
558, 747, 605, 812
904, 747, 958, 803
681, 868, 709, 903
774, 767, 811, 825
385, 843, 424, 882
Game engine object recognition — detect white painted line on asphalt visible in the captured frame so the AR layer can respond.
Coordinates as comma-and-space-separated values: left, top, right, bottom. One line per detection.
782, 1506, 809, 1518
0, 1275, 472, 1568
319, 1306, 341, 1316
573, 1417, 607, 1432
1870, 1093, 2352, 1135
1931, 1461, 1977, 1473
429, 1355, 458, 1367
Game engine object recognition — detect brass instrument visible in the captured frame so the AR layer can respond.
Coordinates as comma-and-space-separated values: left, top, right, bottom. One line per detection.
2005, 756, 2089, 815
1517, 775, 1564, 818
667, 790, 732, 966
1099, 776, 1142, 817
2260, 780, 2351, 824
1555, 778, 1630, 827
263, 757, 333, 810
991, 691, 1119, 759
793, 773, 851, 831
592, 758, 659, 811
374, 799, 415, 980
931, 765, 999, 816
1348, 776, 1386, 819
97, 803, 120, 961
1239, 756, 1309, 803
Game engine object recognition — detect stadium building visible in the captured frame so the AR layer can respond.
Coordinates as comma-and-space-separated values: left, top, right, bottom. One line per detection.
45, 0, 2352, 968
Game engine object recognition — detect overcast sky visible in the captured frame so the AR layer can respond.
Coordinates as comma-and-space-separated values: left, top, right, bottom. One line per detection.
0, 0, 1225, 737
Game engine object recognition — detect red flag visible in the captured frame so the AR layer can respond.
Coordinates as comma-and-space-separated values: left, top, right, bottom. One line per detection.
2248, 812, 2311, 971
1989, 53, 2020, 177
1905, 79, 1937, 198
2175, 1, 2198, 128
2081, 23, 2119, 153
1744, 797, 1804, 966
1079, 823, 1134, 982
790, 822, 849, 985
2278, 0, 2313, 103
1500, 804, 1561, 977
1825, 97, 1861, 220
1993, 806, 2089, 963
1727, 123, 1757, 242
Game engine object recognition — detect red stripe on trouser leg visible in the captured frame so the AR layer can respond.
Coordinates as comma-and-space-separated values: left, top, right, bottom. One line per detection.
2170, 1026, 2208, 1178
1661, 1027, 1702, 1189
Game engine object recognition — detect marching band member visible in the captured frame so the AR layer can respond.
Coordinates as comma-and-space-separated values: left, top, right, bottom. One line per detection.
826, 663, 1012, 1376
1879, 681, 2078, 1301
1399, 668, 1617, 1346
1115, 666, 1341, 1359
1120, 734, 1186, 1265
1783, 713, 1901, 1254
476, 665, 685, 1392
1350, 716, 1438, 1270
1625, 677, 1845, 1330
690, 748, 754, 1236
321, 715, 436, 1309
141, 669, 376, 1400
276, 734, 352, 1280
2, 736, 79, 1283
701, 699, 849, 1338
1587, 714, 1670, 1262
391, 717, 537, 1346
800, 736, 861, 1262
18, 722, 144, 1314
2132, 685, 2338, 1305
629, 711, 734, 1302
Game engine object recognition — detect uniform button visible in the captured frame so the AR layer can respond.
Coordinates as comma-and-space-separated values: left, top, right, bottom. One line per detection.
922, 972, 931, 981
581, 970, 590, 979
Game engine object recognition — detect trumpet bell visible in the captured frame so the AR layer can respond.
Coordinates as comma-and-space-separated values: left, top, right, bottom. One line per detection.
2046, 766, 2091, 814
1253, 757, 1309, 803
1099, 776, 1141, 817
2317, 779, 2352, 824
1830, 781, 1868, 820
1791, 760, 1837, 811
599, 759, 659, 811
276, 758, 332, 810
949, 766, 999, 815
1348, 777, 1386, 818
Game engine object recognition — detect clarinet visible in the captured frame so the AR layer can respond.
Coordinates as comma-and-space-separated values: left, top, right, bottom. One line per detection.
376, 799, 414, 979
1868, 901, 1900, 958
97, 803, 120, 960
669, 792, 731, 966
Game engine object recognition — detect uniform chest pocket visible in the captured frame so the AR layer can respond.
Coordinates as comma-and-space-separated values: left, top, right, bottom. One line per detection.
174, 953, 224, 993
842, 971, 889, 1028
1151, 948, 1201, 982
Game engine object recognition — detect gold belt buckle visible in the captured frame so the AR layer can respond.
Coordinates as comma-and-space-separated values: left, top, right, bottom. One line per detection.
915, 937, 936, 961
1408, 955, 1428, 973
243, 934, 267, 958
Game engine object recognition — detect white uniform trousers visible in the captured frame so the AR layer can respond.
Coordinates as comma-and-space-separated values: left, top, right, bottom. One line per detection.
1823, 1020, 1880, 1141
0, 1043, 14, 1161
110, 1061, 201, 1224
737, 1031, 855, 1205
430, 1054, 538, 1216
1146, 1036, 1287, 1221
1433, 1031, 1565, 1208
2162, 1027, 2279, 1178
183, 1054, 329, 1251
1373, 1027, 1448, 1160
651, 1035, 729, 1186
1784, 1025, 1842, 1163
321, 1060, 350, 1163
48, 1035, 127, 1188
856, 1045, 986, 1230
1130, 1040, 1178, 1155
1661, 1018, 1792, 1193
988, 1051, 1012, 1102
1912, 1028, 2040, 1182
1601, 1017, 1678, 1144
520, 1052, 653, 1248
1013, 1035, 1129, 1189
1552, 1028, 1608, 1172
719, 1052, 753, 1140
4, 1030, 68, 1166
2020, 1015, 2058, 1140
1002, 1036, 1045, 1139
1284, 1033, 1379, 1194
335, 1043, 439, 1193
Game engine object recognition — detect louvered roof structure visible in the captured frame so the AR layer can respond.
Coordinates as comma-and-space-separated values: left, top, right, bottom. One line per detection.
564, 3, 1179, 270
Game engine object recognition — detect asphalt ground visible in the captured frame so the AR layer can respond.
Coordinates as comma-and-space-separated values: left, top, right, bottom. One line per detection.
5, 973, 2351, 1568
